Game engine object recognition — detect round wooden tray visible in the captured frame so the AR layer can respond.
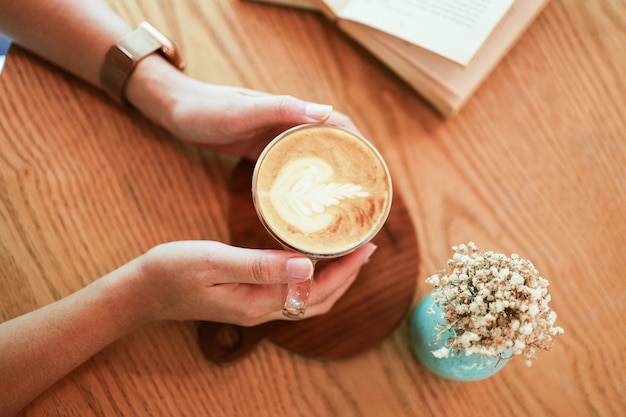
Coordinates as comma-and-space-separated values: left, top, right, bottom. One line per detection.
197, 161, 419, 363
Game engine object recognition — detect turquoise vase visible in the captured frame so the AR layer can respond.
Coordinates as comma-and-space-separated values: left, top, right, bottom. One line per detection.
409, 293, 509, 381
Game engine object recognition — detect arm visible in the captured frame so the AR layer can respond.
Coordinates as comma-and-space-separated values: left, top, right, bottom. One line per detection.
0, 241, 376, 416
0, 0, 357, 161
0, 0, 130, 86
0, 259, 147, 417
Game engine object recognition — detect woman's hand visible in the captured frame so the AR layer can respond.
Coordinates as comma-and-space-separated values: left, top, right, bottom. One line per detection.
125, 56, 359, 160
167, 82, 357, 160
136, 241, 377, 326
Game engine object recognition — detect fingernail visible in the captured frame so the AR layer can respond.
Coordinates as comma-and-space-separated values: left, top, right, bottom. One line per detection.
286, 257, 314, 280
305, 103, 333, 121
363, 244, 378, 263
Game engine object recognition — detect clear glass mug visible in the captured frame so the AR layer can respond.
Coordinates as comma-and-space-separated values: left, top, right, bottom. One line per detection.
251, 124, 393, 319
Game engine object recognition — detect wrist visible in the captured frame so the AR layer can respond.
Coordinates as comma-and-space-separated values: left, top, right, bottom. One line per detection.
99, 256, 159, 331
123, 53, 186, 132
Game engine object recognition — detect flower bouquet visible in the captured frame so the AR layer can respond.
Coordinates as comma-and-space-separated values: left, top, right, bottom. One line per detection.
410, 242, 564, 380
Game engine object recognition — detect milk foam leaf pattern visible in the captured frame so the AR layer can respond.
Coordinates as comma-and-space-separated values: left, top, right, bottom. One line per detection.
285, 177, 369, 217
266, 157, 371, 234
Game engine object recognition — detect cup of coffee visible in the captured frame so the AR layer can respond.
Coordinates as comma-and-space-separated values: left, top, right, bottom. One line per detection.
252, 124, 393, 319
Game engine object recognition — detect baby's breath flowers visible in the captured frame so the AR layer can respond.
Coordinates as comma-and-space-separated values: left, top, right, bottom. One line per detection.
425, 242, 564, 366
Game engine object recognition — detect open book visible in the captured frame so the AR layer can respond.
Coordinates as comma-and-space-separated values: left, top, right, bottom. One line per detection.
245, 0, 549, 116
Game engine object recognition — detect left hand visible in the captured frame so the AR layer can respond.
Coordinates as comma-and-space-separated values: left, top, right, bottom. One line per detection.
126, 57, 359, 160
167, 81, 358, 160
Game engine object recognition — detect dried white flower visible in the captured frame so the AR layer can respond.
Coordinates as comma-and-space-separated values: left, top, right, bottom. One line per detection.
425, 274, 440, 286
427, 242, 564, 366
431, 347, 450, 358
510, 272, 524, 286
513, 340, 526, 354
551, 326, 565, 336
519, 323, 533, 335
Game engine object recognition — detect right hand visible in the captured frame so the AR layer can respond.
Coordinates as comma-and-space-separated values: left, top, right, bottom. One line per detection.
135, 240, 377, 326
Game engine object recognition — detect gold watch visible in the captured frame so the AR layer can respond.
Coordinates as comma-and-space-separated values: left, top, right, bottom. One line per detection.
100, 21, 185, 104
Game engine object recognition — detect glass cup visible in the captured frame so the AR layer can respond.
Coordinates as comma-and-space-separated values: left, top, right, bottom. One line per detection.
251, 124, 393, 319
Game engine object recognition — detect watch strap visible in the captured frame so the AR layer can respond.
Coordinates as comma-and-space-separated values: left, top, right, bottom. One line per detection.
100, 22, 185, 104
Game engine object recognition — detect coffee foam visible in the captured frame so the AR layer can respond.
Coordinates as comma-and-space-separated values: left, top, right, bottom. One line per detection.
253, 125, 392, 256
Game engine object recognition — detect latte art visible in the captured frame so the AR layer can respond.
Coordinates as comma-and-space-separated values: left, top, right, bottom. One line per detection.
266, 157, 369, 234
253, 124, 392, 257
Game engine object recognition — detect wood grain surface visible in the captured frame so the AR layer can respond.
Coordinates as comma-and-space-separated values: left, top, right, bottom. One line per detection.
1, 0, 624, 416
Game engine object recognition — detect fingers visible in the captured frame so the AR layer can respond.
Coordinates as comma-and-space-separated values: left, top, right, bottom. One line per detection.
235, 87, 358, 132
251, 94, 357, 130
304, 243, 378, 317
229, 243, 378, 324
193, 241, 315, 286
214, 242, 376, 319
261, 94, 333, 125
325, 110, 360, 133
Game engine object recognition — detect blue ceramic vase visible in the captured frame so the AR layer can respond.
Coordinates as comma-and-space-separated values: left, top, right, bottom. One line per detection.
409, 292, 509, 381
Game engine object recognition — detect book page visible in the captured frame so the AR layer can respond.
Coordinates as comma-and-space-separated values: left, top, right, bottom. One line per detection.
382, 0, 545, 93
337, 0, 515, 66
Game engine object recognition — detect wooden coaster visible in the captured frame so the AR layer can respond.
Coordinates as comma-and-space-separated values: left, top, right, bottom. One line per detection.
197, 161, 419, 363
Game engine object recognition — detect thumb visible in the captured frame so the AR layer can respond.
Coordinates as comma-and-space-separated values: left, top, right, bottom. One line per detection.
259, 95, 334, 125
245, 253, 313, 285
218, 245, 314, 285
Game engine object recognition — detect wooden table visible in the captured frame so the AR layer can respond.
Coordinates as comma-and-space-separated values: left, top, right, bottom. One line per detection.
1, 1, 624, 416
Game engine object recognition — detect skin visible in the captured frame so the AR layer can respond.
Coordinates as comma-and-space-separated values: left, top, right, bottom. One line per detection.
0, 0, 374, 415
